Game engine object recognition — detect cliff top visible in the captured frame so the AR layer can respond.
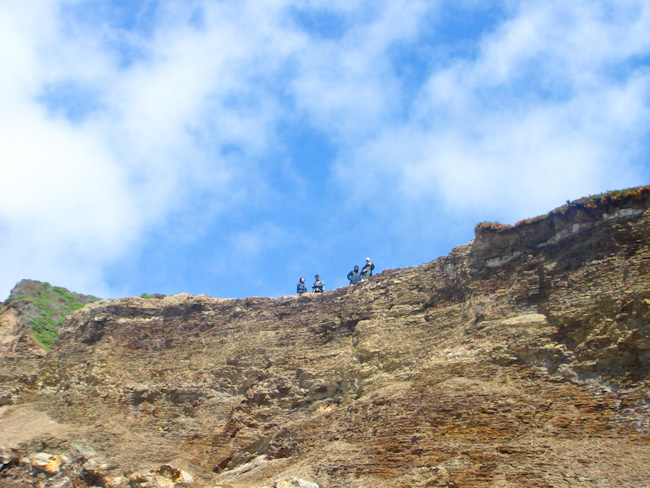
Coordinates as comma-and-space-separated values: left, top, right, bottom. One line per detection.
1, 184, 650, 487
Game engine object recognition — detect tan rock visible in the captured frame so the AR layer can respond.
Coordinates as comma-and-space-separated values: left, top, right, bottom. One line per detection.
49, 477, 74, 488
31, 453, 63, 475
104, 476, 129, 488
153, 465, 194, 486
3, 186, 650, 487
274, 478, 319, 488
0, 445, 15, 465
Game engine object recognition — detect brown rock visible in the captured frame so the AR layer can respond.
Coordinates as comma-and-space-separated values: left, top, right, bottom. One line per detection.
31, 453, 63, 475
2, 186, 650, 487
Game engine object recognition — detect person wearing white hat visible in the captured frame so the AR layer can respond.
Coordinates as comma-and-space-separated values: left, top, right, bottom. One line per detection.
360, 258, 375, 281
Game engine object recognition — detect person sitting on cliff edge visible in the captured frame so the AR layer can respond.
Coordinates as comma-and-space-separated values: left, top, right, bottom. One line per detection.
361, 258, 375, 281
347, 265, 361, 285
297, 277, 307, 295
312, 275, 324, 293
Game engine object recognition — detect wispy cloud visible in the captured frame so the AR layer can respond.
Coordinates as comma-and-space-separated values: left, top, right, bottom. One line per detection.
331, 0, 650, 221
0, 0, 298, 296
0, 0, 648, 299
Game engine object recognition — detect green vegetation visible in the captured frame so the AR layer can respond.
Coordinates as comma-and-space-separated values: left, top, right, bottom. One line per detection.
475, 184, 650, 234
140, 293, 166, 299
474, 221, 511, 233
7, 282, 101, 350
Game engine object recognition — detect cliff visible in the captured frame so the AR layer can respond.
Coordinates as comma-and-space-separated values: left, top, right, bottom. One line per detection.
0, 280, 99, 407
1, 186, 650, 488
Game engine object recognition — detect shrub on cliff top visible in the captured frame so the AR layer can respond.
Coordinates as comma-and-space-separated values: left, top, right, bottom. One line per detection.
7, 281, 100, 350
140, 293, 166, 299
474, 221, 512, 233
475, 184, 650, 235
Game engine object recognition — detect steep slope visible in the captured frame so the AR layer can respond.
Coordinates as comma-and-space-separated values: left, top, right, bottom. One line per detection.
1, 187, 650, 488
0, 280, 99, 406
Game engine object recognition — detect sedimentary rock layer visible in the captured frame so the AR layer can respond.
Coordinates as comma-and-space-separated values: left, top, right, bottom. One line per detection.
2, 189, 649, 487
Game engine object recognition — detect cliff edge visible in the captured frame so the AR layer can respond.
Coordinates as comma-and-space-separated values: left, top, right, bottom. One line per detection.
1, 186, 649, 488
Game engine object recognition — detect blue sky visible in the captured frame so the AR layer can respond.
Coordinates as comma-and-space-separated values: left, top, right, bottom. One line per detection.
1, 0, 649, 300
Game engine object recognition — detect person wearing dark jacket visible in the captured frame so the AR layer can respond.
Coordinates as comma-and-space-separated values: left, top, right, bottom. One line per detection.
312, 275, 324, 293
297, 277, 307, 295
347, 265, 361, 285
361, 258, 375, 281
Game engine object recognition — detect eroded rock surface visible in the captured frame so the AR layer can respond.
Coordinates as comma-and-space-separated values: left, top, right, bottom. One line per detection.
1, 189, 650, 487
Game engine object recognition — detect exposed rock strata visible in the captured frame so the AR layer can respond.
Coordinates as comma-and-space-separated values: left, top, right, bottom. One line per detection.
0, 280, 99, 407
1, 188, 650, 487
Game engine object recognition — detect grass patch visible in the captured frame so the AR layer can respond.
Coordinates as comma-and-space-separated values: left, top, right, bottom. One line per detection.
8, 282, 101, 350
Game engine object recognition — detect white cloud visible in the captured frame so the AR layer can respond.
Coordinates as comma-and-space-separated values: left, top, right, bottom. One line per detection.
290, 0, 431, 140
0, 0, 649, 300
229, 223, 290, 259
331, 0, 650, 223
0, 4, 135, 293
0, 0, 300, 297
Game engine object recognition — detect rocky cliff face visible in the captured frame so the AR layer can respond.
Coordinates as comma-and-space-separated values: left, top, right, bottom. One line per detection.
1, 188, 650, 488
0, 280, 99, 407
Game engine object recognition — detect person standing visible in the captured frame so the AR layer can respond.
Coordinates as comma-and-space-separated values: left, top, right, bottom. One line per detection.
297, 277, 307, 295
347, 265, 361, 285
312, 274, 324, 293
361, 258, 375, 281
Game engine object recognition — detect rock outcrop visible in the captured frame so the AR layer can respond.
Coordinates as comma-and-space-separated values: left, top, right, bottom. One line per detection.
0, 280, 99, 407
1, 186, 650, 487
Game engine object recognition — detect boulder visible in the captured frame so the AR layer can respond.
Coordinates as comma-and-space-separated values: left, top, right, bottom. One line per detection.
274, 478, 320, 488
31, 452, 63, 475
130, 465, 194, 487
